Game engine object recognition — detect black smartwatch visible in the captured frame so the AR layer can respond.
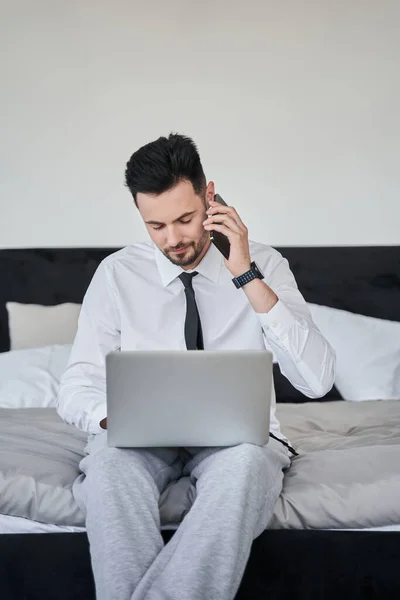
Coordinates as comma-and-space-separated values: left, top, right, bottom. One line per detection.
232, 261, 264, 289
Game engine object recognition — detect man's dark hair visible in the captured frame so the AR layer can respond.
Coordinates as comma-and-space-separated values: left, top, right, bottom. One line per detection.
125, 133, 207, 206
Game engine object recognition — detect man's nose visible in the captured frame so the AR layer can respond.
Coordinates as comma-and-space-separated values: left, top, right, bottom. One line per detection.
166, 227, 182, 247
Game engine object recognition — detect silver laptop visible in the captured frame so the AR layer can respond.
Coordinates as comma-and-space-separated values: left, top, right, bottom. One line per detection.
106, 350, 273, 448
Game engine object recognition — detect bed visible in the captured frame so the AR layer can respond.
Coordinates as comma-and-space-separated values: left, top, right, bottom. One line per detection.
0, 245, 399, 600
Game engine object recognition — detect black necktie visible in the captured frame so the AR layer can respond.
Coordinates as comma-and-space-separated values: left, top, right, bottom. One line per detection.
178, 272, 204, 350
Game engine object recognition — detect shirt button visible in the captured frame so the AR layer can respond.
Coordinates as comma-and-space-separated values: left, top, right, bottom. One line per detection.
272, 320, 278, 328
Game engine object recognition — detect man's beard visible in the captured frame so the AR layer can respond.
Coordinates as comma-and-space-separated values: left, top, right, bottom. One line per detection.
163, 230, 209, 267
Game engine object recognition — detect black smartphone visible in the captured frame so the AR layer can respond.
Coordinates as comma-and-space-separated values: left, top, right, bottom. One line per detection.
210, 193, 231, 260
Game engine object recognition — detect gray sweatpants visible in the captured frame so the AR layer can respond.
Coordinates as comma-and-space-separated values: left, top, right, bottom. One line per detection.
73, 433, 291, 600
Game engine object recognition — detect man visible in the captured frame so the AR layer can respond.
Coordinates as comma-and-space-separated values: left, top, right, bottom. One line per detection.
57, 133, 335, 600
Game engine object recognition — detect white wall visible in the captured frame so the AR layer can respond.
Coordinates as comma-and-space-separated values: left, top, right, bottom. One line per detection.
1, 0, 399, 249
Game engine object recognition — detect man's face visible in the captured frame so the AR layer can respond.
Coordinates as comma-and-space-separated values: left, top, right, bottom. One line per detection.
136, 179, 214, 270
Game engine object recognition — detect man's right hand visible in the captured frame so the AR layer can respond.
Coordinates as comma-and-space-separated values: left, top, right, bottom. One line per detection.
100, 417, 107, 430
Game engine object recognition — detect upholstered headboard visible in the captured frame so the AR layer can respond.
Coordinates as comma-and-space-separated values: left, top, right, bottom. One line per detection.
0, 246, 400, 402
1, 245, 399, 353
0, 245, 399, 402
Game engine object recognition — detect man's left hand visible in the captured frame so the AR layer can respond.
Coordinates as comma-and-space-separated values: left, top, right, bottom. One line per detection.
203, 199, 251, 277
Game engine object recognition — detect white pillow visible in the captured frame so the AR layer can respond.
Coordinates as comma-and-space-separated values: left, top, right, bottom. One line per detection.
6, 302, 81, 350
0, 344, 72, 408
308, 303, 400, 401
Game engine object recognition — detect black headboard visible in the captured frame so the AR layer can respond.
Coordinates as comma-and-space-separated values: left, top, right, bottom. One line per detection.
0, 245, 399, 355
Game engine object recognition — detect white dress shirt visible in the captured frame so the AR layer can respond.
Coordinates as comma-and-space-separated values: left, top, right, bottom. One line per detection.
57, 240, 336, 439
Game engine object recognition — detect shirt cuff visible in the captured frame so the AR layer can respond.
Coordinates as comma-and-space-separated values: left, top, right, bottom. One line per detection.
256, 299, 297, 339
89, 402, 107, 435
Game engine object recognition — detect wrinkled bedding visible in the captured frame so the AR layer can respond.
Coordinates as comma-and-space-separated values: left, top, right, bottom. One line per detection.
272, 401, 400, 529
0, 401, 399, 529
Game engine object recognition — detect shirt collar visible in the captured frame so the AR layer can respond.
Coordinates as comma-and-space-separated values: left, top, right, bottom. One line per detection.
155, 241, 223, 287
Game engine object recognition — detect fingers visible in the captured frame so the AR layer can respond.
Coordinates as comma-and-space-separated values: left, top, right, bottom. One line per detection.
203, 212, 241, 234
206, 200, 247, 232
204, 222, 235, 239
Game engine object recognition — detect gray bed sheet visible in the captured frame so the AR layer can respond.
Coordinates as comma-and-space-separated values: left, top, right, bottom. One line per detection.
0, 401, 399, 529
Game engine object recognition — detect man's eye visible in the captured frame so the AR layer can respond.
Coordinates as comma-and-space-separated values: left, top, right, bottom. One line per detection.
151, 219, 191, 231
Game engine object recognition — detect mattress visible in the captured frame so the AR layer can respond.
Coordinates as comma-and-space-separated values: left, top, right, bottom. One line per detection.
0, 513, 178, 534
1, 513, 400, 535
0, 513, 86, 534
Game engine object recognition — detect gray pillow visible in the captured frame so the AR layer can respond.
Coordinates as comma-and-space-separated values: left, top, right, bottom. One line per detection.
6, 302, 81, 350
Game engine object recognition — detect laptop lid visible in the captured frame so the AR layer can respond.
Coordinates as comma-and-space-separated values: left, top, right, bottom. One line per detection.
106, 350, 272, 448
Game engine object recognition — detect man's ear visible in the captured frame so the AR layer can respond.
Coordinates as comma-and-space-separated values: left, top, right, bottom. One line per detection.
205, 181, 215, 207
